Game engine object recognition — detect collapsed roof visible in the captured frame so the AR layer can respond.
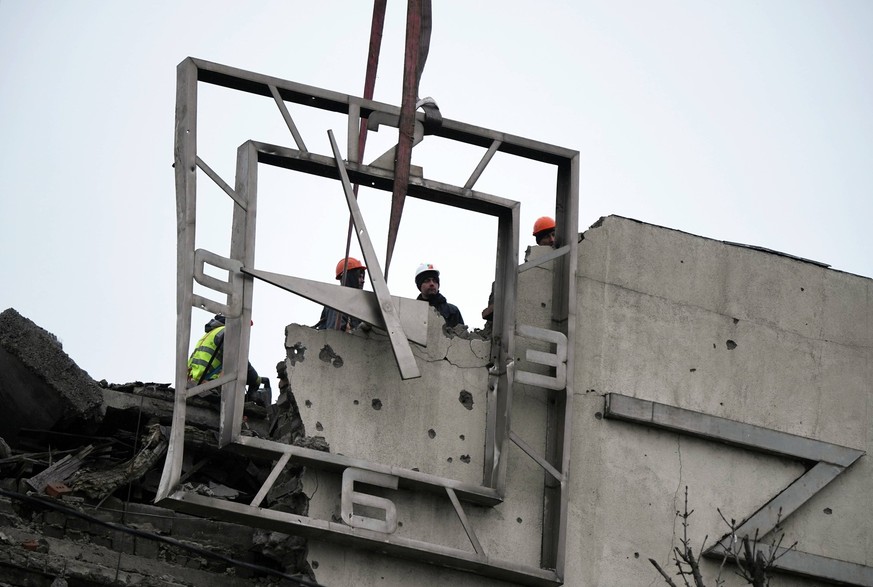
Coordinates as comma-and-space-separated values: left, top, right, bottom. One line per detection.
0, 307, 325, 586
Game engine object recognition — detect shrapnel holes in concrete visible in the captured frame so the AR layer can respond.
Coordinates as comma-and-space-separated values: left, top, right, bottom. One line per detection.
318, 345, 343, 367
458, 390, 474, 410
287, 342, 306, 365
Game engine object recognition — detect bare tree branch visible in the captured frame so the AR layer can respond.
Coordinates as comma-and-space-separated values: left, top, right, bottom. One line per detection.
686, 546, 706, 587
650, 558, 681, 587
651, 488, 798, 587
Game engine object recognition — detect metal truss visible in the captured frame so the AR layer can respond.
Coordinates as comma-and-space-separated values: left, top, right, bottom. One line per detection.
604, 393, 871, 586
158, 57, 579, 585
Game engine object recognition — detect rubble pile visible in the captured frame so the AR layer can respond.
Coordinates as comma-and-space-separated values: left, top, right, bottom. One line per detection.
0, 308, 326, 586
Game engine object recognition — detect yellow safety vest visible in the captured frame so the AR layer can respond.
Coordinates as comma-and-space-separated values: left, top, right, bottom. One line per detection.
187, 326, 224, 384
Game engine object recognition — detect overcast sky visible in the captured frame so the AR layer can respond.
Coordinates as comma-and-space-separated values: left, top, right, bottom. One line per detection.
2, 1, 871, 385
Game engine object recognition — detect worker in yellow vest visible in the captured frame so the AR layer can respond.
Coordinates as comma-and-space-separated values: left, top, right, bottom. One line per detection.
187, 314, 270, 405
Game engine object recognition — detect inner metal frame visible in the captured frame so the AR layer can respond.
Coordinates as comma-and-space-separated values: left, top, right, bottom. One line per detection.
158, 57, 579, 586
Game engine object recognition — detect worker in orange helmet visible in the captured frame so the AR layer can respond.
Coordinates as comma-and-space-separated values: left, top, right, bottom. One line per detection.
315, 257, 367, 331
481, 216, 557, 326
532, 216, 556, 247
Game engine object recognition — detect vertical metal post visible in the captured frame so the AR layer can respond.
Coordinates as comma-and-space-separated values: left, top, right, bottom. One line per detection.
484, 204, 519, 491
347, 103, 361, 164
219, 141, 259, 447
541, 154, 579, 576
158, 58, 198, 501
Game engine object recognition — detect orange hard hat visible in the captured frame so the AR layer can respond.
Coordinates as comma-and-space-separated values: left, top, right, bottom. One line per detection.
532, 216, 556, 237
335, 257, 366, 280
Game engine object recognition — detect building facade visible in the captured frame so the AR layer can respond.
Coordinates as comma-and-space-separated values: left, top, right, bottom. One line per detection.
287, 215, 871, 586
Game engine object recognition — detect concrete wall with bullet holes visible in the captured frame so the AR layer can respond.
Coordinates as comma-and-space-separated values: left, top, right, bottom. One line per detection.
564, 215, 872, 586
283, 303, 553, 584
284, 215, 872, 586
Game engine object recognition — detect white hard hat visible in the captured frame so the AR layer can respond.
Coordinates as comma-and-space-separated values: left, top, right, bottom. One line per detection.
414, 263, 440, 288
415, 263, 439, 278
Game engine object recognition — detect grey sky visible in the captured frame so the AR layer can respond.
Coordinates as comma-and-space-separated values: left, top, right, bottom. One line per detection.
1, 1, 871, 385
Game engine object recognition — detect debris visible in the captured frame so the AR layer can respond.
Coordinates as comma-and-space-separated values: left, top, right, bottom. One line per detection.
69, 425, 168, 501
25, 445, 94, 493
0, 308, 328, 582
44, 482, 72, 498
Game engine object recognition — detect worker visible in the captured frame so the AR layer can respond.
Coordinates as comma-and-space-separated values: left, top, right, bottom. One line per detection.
415, 263, 464, 328
532, 216, 556, 247
315, 257, 367, 331
481, 216, 558, 325
187, 314, 270, 405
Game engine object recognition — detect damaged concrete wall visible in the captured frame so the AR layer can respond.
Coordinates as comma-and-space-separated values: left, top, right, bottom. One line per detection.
284, 314, 491, 483
282, 215, 871, 586
565, 215, 872, 586
284, 305, 551, 584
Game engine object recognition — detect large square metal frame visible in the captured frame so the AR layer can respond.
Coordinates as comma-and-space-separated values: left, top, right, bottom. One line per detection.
157, 57, 579, 586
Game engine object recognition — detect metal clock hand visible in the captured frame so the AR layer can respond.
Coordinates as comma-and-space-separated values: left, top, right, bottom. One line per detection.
327, 129, 420, 380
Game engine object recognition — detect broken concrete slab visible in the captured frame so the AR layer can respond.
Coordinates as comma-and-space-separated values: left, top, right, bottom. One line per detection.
0, 308, 105, 443
98, 382, 271, 439
0, 501, 281, 586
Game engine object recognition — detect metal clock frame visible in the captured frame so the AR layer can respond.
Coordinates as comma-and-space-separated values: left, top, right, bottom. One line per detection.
158, 57, 579, 586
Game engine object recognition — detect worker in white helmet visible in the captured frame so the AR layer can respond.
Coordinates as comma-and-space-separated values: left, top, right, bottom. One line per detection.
415, 263, 464, 328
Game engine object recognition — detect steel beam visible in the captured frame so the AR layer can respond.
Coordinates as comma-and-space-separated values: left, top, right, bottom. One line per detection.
604, 393, 868, 586
240, 268, 428, 346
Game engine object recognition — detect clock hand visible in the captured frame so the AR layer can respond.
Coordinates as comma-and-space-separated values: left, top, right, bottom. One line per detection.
328, 130, 421, 380
240, 268, 428, 346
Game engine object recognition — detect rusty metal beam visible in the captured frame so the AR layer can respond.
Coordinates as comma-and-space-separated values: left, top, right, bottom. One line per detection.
385, 0, 426, 277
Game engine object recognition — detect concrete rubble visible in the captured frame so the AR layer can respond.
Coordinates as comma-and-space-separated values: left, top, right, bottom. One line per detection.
0, 307, 325, 586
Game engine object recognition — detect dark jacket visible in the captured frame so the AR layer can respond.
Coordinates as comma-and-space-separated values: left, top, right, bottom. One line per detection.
417, 292, 464, 328
315, 307, 361, 332
315, 269, 365, 332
